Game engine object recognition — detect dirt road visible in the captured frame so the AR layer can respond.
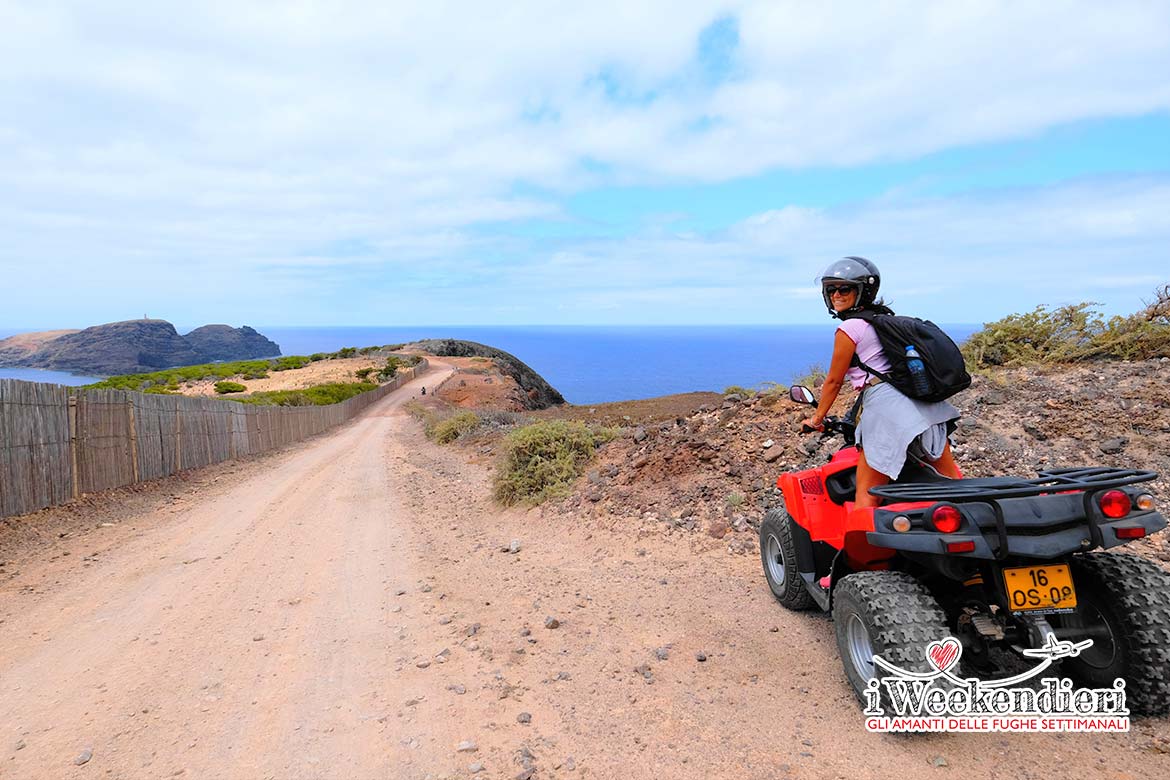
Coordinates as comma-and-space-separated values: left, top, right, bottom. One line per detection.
2, 364, 1167, 779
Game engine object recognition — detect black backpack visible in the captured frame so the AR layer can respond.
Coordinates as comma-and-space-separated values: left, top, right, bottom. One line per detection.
844, 309, 971, 402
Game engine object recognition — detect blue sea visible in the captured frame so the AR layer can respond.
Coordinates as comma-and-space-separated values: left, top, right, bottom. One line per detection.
0, 325, 980, 405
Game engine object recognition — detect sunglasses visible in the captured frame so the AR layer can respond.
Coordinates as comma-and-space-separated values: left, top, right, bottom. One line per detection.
824, 284, 858, 296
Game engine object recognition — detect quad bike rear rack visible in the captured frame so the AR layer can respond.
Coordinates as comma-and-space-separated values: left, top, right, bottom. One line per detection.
870, 468, 1159, 560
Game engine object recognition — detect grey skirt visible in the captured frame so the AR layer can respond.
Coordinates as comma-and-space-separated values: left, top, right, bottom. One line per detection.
856, 383, 960, 480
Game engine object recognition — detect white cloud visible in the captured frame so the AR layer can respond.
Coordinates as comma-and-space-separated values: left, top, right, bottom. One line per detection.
1, 1, 1169, 325
479, 174, 1170, 324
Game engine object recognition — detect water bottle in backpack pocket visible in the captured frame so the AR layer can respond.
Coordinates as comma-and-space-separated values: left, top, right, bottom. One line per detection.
904, 345, 933, 396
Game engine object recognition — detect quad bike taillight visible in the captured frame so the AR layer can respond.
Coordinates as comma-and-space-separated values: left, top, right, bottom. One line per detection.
1136, 493, 1155, 511
929, 504, 963, 534
1099, 489, 1132, 519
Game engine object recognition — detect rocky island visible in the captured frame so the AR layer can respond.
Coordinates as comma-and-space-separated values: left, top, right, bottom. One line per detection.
0, 319, 281, 376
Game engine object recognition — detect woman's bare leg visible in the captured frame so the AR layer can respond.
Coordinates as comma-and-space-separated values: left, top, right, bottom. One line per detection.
927, 440, 962, 479
855, 448, 891, 509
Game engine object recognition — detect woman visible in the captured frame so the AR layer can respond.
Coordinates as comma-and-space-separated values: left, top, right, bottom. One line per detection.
799, 257, 961, 508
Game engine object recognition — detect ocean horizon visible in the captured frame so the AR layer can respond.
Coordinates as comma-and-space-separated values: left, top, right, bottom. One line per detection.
0, 324, 981, 405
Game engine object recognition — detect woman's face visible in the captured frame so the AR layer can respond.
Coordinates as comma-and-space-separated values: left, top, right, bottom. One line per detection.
825, 284, 859, 312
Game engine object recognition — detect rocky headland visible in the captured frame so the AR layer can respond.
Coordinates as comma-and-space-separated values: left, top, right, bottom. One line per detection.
411, 339, 565, 410
0, 319, 281, 375
181, 324, 281, 363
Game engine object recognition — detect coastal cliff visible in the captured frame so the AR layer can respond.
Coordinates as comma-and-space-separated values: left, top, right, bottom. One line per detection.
0, 320, 282, 375
182, 325, 280, 363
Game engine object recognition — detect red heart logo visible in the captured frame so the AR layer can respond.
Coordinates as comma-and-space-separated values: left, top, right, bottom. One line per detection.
927, 638, 961, 672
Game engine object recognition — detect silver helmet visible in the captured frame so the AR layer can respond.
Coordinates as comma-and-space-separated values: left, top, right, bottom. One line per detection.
818, 256, 880, 316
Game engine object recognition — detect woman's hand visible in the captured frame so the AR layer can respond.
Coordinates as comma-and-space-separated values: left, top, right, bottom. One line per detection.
800, 416, 824, 433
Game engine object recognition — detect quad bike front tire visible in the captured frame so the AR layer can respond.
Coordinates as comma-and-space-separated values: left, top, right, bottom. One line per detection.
1061, 552, 1170, 716
760, 509, 815, 610
832, 571, 950, 704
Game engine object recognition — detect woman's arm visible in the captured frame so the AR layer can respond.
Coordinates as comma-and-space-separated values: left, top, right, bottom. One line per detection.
801, 329, 857, 429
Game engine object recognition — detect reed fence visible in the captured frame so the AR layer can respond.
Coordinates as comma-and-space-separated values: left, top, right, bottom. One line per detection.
0, 360, 427, 519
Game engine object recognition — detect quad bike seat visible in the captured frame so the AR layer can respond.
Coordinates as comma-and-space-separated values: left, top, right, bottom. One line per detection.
825, 454, 1028, 506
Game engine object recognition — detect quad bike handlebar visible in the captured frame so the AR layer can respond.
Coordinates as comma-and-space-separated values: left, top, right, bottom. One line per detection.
791, 385, 859, 446
801, 416, 852, 436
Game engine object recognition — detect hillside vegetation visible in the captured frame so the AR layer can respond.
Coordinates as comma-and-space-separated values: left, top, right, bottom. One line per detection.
963, 284, 1170, 368
79, 347, 426, 407
86, 348, 419, 394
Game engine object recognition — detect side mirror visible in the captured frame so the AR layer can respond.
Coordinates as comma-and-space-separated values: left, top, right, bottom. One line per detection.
790, 385, 816, 405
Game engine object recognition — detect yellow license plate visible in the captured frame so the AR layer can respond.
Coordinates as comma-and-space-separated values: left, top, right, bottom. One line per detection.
1003, 564, 1077, 613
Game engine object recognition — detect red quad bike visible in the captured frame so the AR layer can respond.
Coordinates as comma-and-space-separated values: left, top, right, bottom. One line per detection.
760, 385, 1170, 715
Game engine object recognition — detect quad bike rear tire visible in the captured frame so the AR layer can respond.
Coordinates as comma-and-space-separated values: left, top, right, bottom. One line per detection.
1061, 552, 1170, 716
832, 571, 950, 704
760, 509, 814, 610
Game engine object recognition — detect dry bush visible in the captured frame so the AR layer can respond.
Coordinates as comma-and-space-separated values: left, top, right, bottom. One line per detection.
428, 410, 482, 444
492, 420, 608, 506
963, 286, 1170, 368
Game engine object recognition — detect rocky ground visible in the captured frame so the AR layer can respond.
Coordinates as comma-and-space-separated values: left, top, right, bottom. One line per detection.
479, 358, 1170, 565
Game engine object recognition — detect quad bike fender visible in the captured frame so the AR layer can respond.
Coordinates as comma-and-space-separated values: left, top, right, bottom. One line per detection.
786, 505, 820, 577
842, 505, 896, 570
778, 504, 834, 612
778, 471, 845, 548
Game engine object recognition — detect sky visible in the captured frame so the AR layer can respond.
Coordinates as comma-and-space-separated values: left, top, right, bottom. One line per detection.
2, 1, 1169, 328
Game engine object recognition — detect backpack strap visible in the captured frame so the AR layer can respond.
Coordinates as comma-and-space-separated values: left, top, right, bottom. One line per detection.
842, 308, 896, 384
851, 354, 896, 385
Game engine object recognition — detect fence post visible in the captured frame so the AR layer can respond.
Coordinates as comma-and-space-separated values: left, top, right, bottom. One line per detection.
228, 405, 237, 460
127, 397, 140, 484
175, 402, 183, 472
68, 394, 80, 499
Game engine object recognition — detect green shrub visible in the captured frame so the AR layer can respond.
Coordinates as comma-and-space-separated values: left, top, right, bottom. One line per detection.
336, 347, 358, 358
229, 381, 377, 406
723, 385, 755, 397
354, 367, 375, 380
378, 356, 402, 380
962, 302, 1102, 367
359, 346, 380, 355
755, 381, 789, 407
309, 352, 329, 362
273, 356, 310, 371
214, 381, 246, 394
87, 358, 282, 391
791, 363, 827, 388
493, 420, 606, 506
726, 491, 745, 509
429, 410, 482, 444
963, 286, 1170, 368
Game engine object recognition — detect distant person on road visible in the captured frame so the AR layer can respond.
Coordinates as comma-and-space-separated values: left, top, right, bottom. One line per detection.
799, 257, 961, 507
421, 386, 426, 395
